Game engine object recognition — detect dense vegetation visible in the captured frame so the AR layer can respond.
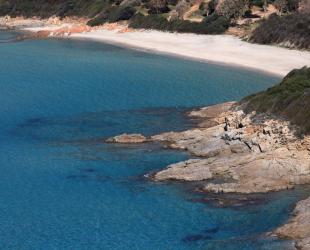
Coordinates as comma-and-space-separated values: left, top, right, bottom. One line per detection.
0, 0, 110, 17
0, 0, 309, 44
249, 13, 310, 50
129, 13, 229, 34
243, 67, 310, 133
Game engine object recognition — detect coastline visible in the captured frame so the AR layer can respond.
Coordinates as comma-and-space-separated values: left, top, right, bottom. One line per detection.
1, 17, 310, 76
107, 97, 310, 248
2, 17, 310, 249
69, 33, 282, 78
70, 30, 310, 77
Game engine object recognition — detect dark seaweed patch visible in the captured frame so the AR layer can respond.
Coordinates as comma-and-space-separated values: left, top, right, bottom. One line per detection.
204, 227, 219, 234
182, 234, 213, 243
66, 174, 88, 179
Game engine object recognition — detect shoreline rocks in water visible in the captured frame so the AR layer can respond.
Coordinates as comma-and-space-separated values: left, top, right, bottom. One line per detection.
109, 102, 310, 193
152, 104, 310, 193
108, 101, 310, 247
108, 68, 310, 195
273, 197, 310, 250
105, 68, 310, 247
106, 133, 148, 143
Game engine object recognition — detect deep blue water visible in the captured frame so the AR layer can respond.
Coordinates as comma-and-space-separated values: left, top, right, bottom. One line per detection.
0, 31, 308, 250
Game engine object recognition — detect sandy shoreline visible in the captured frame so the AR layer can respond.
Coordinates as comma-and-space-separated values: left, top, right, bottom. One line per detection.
70, 30, 310, 76
0, 16, 308, 77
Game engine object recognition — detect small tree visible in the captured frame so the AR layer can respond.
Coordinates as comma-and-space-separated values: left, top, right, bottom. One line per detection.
216, 0, 250, 19
274, 0, 288, 13
274, 0, 300, 14
148, 0, 169, 14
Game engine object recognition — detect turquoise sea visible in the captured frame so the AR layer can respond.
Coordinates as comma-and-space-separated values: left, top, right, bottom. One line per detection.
0, 30, 308, 250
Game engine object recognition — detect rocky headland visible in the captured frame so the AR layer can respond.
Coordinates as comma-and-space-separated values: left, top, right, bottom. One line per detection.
107, 67, 310, 248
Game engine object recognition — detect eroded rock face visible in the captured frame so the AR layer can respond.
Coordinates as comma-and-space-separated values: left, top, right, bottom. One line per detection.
151, 102, 310, 194
106, 133, 147, 143
273, 197, 310, 250
108, 102, 310, 194
154, 147, 310, 193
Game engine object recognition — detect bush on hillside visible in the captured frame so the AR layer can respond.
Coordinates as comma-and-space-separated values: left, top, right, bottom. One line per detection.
0, 1, 14, 16
216, 0, 250, 19
249, 0, 265, 7
148, 0, 170, 14
107, 6, 136, 22
87, 10, 110, 26
249, 13, 310, 50
87, 5, 136, 26
129, 13, 229, 34
56, 1, 75, 17
273, 0, 299, 13
243, 67, 310, 133
0, 0, 111, 18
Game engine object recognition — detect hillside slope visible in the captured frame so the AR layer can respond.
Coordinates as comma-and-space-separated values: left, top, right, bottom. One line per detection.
243, 67, 310, 134
0, 0, 309, 47
249, 13, 310, 50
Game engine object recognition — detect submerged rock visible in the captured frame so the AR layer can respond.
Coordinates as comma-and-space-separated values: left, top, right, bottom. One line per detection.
106, 133, 147, 143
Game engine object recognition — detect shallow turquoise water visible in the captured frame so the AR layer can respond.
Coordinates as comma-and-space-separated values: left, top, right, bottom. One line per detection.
0, 31, 308, 250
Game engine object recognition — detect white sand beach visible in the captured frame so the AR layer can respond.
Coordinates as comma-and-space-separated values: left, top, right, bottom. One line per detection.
13, 20, 310, 76
71, 30, 310, 76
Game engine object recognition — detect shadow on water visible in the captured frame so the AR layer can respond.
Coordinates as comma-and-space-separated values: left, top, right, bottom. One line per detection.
10, 107, 195, 143
178, 185, 310, 250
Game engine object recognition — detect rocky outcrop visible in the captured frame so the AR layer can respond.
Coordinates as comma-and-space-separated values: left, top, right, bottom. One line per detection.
107, 101, 310, 194
152, 103, 310, 193
106, 133, 147, 143
154, 147, 310, 193
103, 69, 310, 246
99, 69, 310, 248
105, 98, 310, 194
273, 197, 310, 250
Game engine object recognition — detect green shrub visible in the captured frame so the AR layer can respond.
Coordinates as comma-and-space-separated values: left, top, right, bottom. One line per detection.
0, 1, 14, 16
107, 6, 136, 22
216, 0, 250, 19
129, 13, 229, 34
147, 0, 170, 14
250, 0, 265, 7
243, 67, 310, 133
249, 13, 310, 50
87, 10, 110, 26
57, 1, 75, 18
87, 5, 136, 26
86, 0, 108, 17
